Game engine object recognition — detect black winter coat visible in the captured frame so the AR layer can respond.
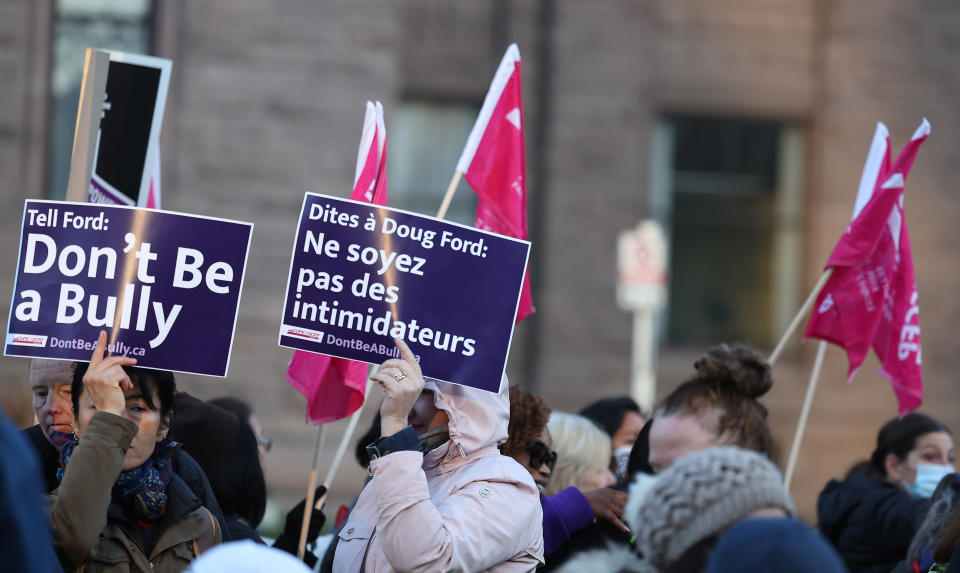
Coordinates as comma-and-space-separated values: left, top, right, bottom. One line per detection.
818, 471, 927, 573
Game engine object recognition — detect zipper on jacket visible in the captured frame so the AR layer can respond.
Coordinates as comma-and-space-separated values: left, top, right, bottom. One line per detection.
457, 442, 466, 457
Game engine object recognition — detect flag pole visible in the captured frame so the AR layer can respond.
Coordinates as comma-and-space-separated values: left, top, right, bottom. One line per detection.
312, 378, 374, 511
768, 267, 834, 366
435, 171, 463, 220
297, 424, 328, 559
784, 340, 827, 489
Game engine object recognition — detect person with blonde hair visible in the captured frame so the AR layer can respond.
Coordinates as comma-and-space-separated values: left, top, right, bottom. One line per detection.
546, 412, 616, 496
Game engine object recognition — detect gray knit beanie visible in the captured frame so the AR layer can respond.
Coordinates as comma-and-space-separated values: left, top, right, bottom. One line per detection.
628, 446, 795, 570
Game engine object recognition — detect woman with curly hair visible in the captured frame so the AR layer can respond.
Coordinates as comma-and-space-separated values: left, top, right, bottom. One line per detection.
501, 387, 553, 495
503, 387, 628, 563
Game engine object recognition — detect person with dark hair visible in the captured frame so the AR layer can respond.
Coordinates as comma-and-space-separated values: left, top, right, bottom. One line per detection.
172, 396, 327, 566
209, 396, 273, 459
210, 420, 268, 542
930, 502, 960, 571
646, 343, 777, 473
353, 411, 382, 468
50, 332, 221, 570
818, 412, 954, 573
579, 396, 646, 480
24, 359, 229, 542
900, 473, 960, 573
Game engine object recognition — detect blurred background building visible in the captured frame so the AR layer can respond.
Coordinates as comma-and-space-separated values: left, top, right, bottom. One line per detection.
1, 0, 959, 524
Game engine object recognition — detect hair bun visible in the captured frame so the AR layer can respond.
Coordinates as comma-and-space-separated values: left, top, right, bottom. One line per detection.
693, 343, 772, 399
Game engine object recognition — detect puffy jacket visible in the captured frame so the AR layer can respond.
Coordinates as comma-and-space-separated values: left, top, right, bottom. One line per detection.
333, 377, 544, 572
50, 412, 220, 572
818, 471, 927, 573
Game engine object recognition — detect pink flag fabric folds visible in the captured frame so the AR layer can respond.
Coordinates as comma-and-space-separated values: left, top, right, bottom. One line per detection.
286, 102, 386, 424
457, 44, 534, 323
805, 119, 929, 415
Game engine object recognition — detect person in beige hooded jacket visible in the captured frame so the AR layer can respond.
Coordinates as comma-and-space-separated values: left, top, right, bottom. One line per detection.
333, 339, 544, 572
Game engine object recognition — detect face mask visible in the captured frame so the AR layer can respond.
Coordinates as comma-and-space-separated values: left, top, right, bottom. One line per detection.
613, 446, 633, 482
906, 463, 954, 498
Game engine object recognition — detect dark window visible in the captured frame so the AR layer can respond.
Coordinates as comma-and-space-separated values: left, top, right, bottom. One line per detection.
388, 100, 480, 225
47, 0, 153, 199
664, 116, 803, 347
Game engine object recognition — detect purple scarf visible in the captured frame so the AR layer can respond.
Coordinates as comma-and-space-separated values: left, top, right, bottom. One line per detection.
51, 430, 177, 522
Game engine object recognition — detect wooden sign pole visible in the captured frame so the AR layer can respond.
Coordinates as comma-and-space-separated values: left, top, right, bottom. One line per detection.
65, 48, 109, 202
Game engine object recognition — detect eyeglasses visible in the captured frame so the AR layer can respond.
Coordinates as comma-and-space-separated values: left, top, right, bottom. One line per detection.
259, 436, 274, 453
527, 440, 557, 471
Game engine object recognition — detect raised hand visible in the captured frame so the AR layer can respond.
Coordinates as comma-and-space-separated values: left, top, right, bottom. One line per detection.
82, 331, 137, 416
583, 487, 630, 533
370, 338, 424, 437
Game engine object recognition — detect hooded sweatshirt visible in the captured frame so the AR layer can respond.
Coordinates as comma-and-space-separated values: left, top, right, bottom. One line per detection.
333, 376, 544, 572
817, 471, 927, 573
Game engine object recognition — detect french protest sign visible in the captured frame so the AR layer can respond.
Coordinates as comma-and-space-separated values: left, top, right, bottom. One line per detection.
5, 200, 253, 377
279, 193, 530, 393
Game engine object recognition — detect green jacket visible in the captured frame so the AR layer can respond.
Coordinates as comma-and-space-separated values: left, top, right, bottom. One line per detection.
50, 411, 220, 572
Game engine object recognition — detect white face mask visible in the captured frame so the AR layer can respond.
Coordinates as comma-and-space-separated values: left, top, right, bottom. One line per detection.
613, 446, 633, 481
906, 463, 954, 498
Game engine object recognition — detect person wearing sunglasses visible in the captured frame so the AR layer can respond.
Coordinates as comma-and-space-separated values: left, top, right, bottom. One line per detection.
501, 388, 628, 564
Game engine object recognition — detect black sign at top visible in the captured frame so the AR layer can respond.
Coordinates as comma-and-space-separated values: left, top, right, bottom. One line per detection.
94, 61, 161, 204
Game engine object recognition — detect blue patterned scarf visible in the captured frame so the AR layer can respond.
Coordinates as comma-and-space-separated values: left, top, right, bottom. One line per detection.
51, 430, 177, 522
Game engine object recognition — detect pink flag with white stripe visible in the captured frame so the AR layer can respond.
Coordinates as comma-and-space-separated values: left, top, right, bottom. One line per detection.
457, 44, 534, 323
286, 102, 386, 424
805, 119, 929, 414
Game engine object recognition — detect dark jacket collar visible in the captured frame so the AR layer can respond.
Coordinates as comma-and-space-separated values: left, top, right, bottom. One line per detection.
107, 472, 202, 555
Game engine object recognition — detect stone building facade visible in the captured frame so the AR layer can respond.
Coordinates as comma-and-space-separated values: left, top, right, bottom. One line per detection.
2, 0, 959, 520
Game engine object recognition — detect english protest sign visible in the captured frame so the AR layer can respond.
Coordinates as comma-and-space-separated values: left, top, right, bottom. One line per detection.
279, 193, 530, 393
5, 200, 253, 377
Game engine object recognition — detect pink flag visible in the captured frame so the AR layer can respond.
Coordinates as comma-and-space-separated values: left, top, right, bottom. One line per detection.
805, 119, 929, 415
457, 43, 534, 323
286, 102, 387, 424
147, 149, 161, 209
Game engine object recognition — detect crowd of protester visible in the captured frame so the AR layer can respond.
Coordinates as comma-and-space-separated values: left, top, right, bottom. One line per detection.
3, 334, 960, 572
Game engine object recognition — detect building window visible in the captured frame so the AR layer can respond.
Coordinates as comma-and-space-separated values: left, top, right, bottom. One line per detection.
47, 0, 153, 199
388, 100, 479, 225
652, 115, 805, 347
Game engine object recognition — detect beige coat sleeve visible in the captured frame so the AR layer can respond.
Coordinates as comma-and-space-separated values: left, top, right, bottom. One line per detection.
49, 411, 138, 567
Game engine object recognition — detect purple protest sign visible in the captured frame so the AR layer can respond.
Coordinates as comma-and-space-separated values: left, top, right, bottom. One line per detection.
5, 200, 253, 377
279, 193, 530, 393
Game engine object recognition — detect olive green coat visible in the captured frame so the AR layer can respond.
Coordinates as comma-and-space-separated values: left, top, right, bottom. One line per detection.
50, 412, 220, 572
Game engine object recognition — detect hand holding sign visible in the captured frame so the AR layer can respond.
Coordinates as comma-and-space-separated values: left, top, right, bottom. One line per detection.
82, 330, 137, 416
371, 338, 424, 437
